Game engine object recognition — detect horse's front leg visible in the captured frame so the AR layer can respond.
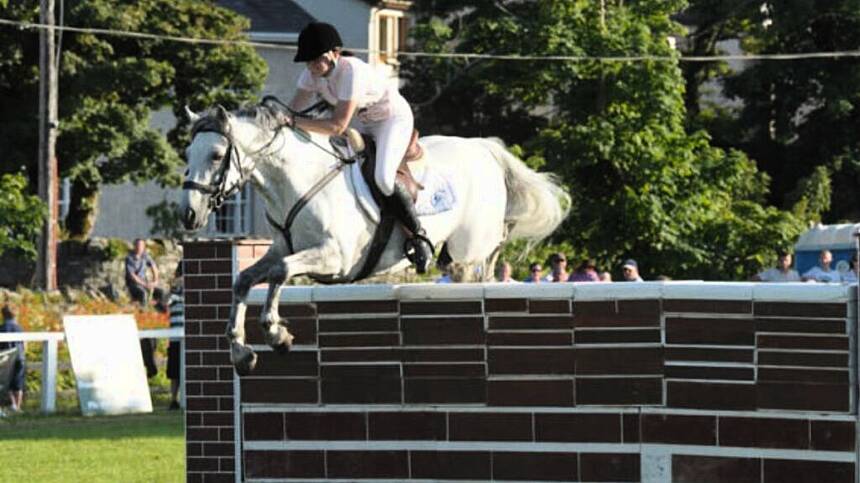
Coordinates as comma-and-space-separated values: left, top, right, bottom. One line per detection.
227, 250, 279, 375
260, 243, 340, 353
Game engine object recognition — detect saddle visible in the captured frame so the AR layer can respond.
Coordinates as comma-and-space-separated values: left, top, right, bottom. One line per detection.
332, 128, 424, 205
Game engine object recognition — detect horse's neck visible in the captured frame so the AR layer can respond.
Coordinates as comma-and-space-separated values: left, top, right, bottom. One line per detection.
249, 128, 337, 218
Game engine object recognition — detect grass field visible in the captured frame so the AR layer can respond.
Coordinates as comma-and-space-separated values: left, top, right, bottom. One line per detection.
0, 407, 185, 482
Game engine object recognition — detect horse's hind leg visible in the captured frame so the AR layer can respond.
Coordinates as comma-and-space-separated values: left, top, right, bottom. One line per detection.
260, 243, 340, 353
227, 249, 278, 375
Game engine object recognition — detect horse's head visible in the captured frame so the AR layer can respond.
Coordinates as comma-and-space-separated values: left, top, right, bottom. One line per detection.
180, 105, 256, 231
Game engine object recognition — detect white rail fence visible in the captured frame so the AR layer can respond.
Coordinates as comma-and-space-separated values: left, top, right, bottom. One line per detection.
0, 327, 183, 413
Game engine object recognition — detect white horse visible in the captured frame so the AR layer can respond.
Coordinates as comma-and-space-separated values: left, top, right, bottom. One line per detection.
180, 104, 570, 374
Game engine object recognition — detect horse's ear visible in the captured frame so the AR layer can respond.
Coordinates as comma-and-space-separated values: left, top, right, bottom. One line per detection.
216, 105, 231, 124
184, 105, 201, 123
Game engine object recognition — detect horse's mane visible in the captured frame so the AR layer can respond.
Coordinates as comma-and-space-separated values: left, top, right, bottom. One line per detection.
190, 104, 280, 138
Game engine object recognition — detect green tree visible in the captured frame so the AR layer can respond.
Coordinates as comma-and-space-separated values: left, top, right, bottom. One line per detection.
0, 172, 46, 260
403, 0, 820, 279
0, 0, 267, 238
681, 1, 858, 222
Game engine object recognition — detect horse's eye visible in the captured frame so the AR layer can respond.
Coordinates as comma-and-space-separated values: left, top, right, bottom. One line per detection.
184, 168, 189, 177
211, 153, 223, 161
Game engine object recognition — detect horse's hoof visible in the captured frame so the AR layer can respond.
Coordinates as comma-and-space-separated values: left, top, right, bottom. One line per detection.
234, 350, 258, 376
273, 342, 291, 355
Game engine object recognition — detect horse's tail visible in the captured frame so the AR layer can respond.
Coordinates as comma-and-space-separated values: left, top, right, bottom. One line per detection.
479, 138, 571, 241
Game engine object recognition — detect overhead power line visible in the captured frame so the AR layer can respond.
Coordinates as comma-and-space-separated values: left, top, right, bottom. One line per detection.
2, 17, 860, 63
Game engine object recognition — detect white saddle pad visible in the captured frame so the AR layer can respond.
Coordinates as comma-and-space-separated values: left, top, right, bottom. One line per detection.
349, 149, 457, 224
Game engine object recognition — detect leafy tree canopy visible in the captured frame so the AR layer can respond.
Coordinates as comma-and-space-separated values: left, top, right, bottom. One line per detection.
404, 0, 825, 280
0, 0, 267, 237
0, 172, 46, 260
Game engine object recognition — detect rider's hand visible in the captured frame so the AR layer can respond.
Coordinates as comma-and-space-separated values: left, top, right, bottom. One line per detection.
276, 111, 294, 128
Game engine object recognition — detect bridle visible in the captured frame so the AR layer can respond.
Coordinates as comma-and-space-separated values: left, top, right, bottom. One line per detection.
182, 116, 286, 210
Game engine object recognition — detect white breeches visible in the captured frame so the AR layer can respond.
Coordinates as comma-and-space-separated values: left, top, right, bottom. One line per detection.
352, 94, 414, 197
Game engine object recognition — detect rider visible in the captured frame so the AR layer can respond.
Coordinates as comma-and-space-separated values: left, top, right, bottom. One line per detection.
287, 22, 434, 273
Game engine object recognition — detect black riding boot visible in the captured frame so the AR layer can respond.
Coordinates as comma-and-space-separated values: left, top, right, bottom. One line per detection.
387, 181, 434, 274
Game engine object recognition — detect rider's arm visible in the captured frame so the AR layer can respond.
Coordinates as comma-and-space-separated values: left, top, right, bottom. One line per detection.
294, 99, 358, 136
289, 88, 316, 112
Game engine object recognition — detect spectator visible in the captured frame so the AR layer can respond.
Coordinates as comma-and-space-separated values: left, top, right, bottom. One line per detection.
524, 262, 543, 283
166, 266, 184, 410
801, 249, 842, 283
0, 305, 25, 412
495, 261, 518, 283
127, 239, 160, 378
568, 259, 600, 282
544, 253, 570, 282
621, 259, 644, 282
843, 253, 858, 284
752, 251, 800, 282
126, 238, 160, 306
599, 271, 612, 282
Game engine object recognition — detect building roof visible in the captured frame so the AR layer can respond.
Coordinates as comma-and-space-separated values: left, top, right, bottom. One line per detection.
216, 0, 315, 33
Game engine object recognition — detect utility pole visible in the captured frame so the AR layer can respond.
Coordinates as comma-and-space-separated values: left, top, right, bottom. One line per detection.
37, 0, 58, 290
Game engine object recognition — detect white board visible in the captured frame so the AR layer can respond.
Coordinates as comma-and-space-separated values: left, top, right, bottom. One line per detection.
63, 314, 152, 416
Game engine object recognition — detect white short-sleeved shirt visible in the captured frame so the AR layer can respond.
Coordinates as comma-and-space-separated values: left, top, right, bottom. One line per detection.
297, 56, 390, 110
801, 266, 842, 283
756, 268, 801, 282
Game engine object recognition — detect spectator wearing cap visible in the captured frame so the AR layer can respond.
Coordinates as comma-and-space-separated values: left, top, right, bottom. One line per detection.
801, 250, 842, 283
621, 259, 643, 282
752, 251, 800, 282
524, 262, 543, 283
568, 259, 600, 282
844, 253, 858, 284
544, 253, 570, 282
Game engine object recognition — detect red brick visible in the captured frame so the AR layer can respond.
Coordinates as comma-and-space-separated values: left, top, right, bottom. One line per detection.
758, 368, 849, 384
316, 300, 398, 314
529, 299, 571, 314
487, 331, 572, 346
243, 450, 325, 479
322, 348, 401, 363
401, 300, 482, 315
665, 365, 754, 381
488, 315, 574, 330
663, 299, 752, 314
763, 459, 854, 483
402, 317, 485, 345
187, 457, 220, 472
240, 378, 318, 404
410, 451, 491, 480
485, 298, 528, 312
187, 367, 218, 381
405, 378, 486, 404
203, 442, 234, 457
199, 260, 232, 275
318, 317, 398, 333
404, 363, 485, 377
488, 379, 573, 406
218, 397, 233, 412
575, 329, 660, 344
201, 352, 231, 366
368, 412, 447, 440
576, 378, 663, 405
186, 275, 217, 290
200, 289, 232, 304
758, 382, 850, 412
667, 381, 756, 410
535, 413, 621, 442
757, 335, 848, 350
203, 413, 233, 427
187, 427, 219, 441
187, 442, 202, 457
201, 382, 232, 396
811, 420, 856, 451
758, 351, 848, 367
402, 348, 485, 362
318, 332, 400, 347
488, 348, 574, 375
183, 243, 220, 259
244, 413, 284, 441
665, 347, 753, 363
219, 428, 234, 441
218, 458, 234, 473
321, 377, 402, 404
327, 451, 409, 479
187, 397, 218, 411
186, 412, 202, 427
641, 414, 716, 445
576, 347, 663, 375
449, 412, 532, 441
756, 318, 847, 333
186, 335, 219, 351
493, 452, 578, 481
666, 318, 754, 345
285, 412, 366, 440
580, 453, 639, 482
719, 417, 809, 449
754, 302, 847, 318
238, 350, 318, 377
673, 455, 760, 483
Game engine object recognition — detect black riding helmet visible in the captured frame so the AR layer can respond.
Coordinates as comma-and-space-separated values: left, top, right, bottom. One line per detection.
294, 22, 343, 62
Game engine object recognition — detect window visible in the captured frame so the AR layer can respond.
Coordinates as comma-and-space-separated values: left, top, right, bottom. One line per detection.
374, 9, 408, 66
207, 184, 251, 236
